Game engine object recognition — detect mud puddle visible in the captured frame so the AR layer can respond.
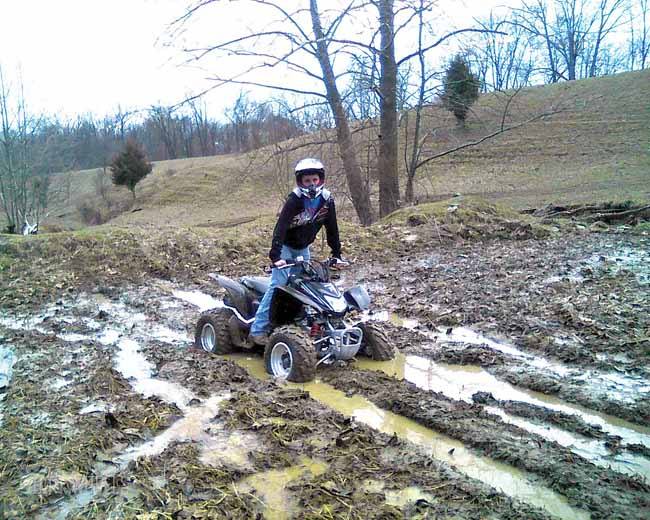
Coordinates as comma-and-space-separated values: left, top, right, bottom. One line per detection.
544, 247, 650, 285
0, 345, 16, 425
1, 276, 643, 519
355, 353, 650, 479
0, 290, 247, 519
226, 353, 590, 520
371, 310, 650, 404
236, 458, 328, 520
118, 393, 254, 469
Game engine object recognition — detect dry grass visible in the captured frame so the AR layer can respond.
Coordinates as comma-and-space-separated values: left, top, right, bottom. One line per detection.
41, 69, 650, 231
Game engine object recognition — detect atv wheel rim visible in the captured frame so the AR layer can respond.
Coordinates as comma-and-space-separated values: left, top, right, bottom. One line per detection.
200, 323, 216, 352
269, 342, 293, 379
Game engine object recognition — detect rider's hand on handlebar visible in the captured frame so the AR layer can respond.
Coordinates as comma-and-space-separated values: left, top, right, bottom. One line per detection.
274, 259, 288, 268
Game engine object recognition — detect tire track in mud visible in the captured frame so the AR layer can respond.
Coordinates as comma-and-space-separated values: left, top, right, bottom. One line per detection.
90, 290, 588, 518
354, 233, 650, 424
319, 367, 650, 520
2, 276, 646, 519
0, 326, 182, 519
471, 393, 650, 473
0, 289, 553, 519
373, 316, 650, 428
353, 349, 650, 480
148, 345, 559, 520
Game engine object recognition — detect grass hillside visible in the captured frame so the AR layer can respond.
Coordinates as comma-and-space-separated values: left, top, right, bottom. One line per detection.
44, 68, 649, 231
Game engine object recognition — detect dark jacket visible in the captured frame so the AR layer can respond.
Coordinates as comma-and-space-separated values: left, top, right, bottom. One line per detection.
269, 188, 341, 262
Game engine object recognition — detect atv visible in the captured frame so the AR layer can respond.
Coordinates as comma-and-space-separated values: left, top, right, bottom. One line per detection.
194, 257, 394, 382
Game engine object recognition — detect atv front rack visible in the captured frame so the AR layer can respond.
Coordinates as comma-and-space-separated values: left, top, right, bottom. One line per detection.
320, 325, 363, 361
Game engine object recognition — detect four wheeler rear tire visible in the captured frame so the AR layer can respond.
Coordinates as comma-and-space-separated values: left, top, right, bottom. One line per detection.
194, 308, 234, 354
358, 321, 395, 361
264, 326, 316, 382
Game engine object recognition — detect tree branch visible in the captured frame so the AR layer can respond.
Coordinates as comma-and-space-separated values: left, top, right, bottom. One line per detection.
415, 110, 560, 170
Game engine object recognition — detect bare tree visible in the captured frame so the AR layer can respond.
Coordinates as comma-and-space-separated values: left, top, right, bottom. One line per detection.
586, 0, 628, 77
344, 55, 381, 120
628, 0, 650, 68
514, 0, 628, 82
0, 67, 51, 233
171, 0, 374, 224
187, 97, 214, 156
471, 12, 535, 91
150, 105, 179, 159
375, 0, 401, 217
513, 0, 561, 82
309, 0, 374, 224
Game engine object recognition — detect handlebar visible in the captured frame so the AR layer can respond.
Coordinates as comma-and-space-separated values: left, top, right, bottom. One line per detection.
264, 257, 350, 274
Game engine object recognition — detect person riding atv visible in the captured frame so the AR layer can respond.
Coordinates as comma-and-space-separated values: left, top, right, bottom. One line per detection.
194, 158, 395, 382
249, 158, 347, 346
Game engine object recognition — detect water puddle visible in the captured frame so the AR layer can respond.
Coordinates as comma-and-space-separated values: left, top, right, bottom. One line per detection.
366, 310, 420, 330
0, 313, 50, 335
543, 247, 650, 285
359, 478, 438, 507
370, 312, 649, 404
355, 353, 650, 479
114, 338, 196, 410
50, 378, 73, 390
172, 290, 222, 311
226, 354, 590, 520
79, 403, 110, 415
587, 249, 649, 284
236, 458, 328, 519
0, 345, 15, 389
149, 324, 191, 344
37, 487, 97, 520
386, 486, 436, 508
0, 345, 16, 425
118, 393, 239, 465
57, 332, 91, 343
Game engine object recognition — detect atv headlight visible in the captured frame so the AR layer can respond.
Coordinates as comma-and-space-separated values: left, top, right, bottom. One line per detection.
325, 295, 348, 313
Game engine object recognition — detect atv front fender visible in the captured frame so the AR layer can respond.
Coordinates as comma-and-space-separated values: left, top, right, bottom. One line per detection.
344, 285, 370, 310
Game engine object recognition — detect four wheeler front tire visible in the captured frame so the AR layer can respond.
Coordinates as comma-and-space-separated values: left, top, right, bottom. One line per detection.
194, 308, 234, 354
264, 326, 316, 382
358, 321, 395, 361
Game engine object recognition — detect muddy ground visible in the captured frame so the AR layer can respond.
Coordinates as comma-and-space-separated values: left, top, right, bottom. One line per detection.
1, 226, 649, 519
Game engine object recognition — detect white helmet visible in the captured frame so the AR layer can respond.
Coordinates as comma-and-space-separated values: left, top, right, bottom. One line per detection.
295, 158, 325, 199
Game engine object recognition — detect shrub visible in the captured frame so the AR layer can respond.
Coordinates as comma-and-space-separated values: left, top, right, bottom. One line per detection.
442, 54, 480, 125
110, 139, 152, 199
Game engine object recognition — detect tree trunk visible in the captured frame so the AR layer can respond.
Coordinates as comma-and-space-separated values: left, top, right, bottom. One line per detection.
310, 0, 374, 225
405, 1, 426, 204
376, 0, 400, 217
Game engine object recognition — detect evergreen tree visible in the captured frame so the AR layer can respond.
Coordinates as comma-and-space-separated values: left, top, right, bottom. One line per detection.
110, 139, 152, 199
442, 55, 480, 124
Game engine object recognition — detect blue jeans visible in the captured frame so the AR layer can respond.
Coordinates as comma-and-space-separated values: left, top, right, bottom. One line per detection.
250, 245, 310, 336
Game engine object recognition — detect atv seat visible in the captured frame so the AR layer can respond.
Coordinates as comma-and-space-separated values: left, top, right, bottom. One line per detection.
241, 276, 271, 295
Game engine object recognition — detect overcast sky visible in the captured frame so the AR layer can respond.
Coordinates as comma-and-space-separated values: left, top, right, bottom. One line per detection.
0, 0, 514, 120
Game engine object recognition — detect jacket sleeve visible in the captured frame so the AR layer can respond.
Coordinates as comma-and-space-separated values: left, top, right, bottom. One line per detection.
325, 198, 342, 258
269, 195, 297, 262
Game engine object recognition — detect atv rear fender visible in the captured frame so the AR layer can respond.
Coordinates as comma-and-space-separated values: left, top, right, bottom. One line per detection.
214, 275, 252, 319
